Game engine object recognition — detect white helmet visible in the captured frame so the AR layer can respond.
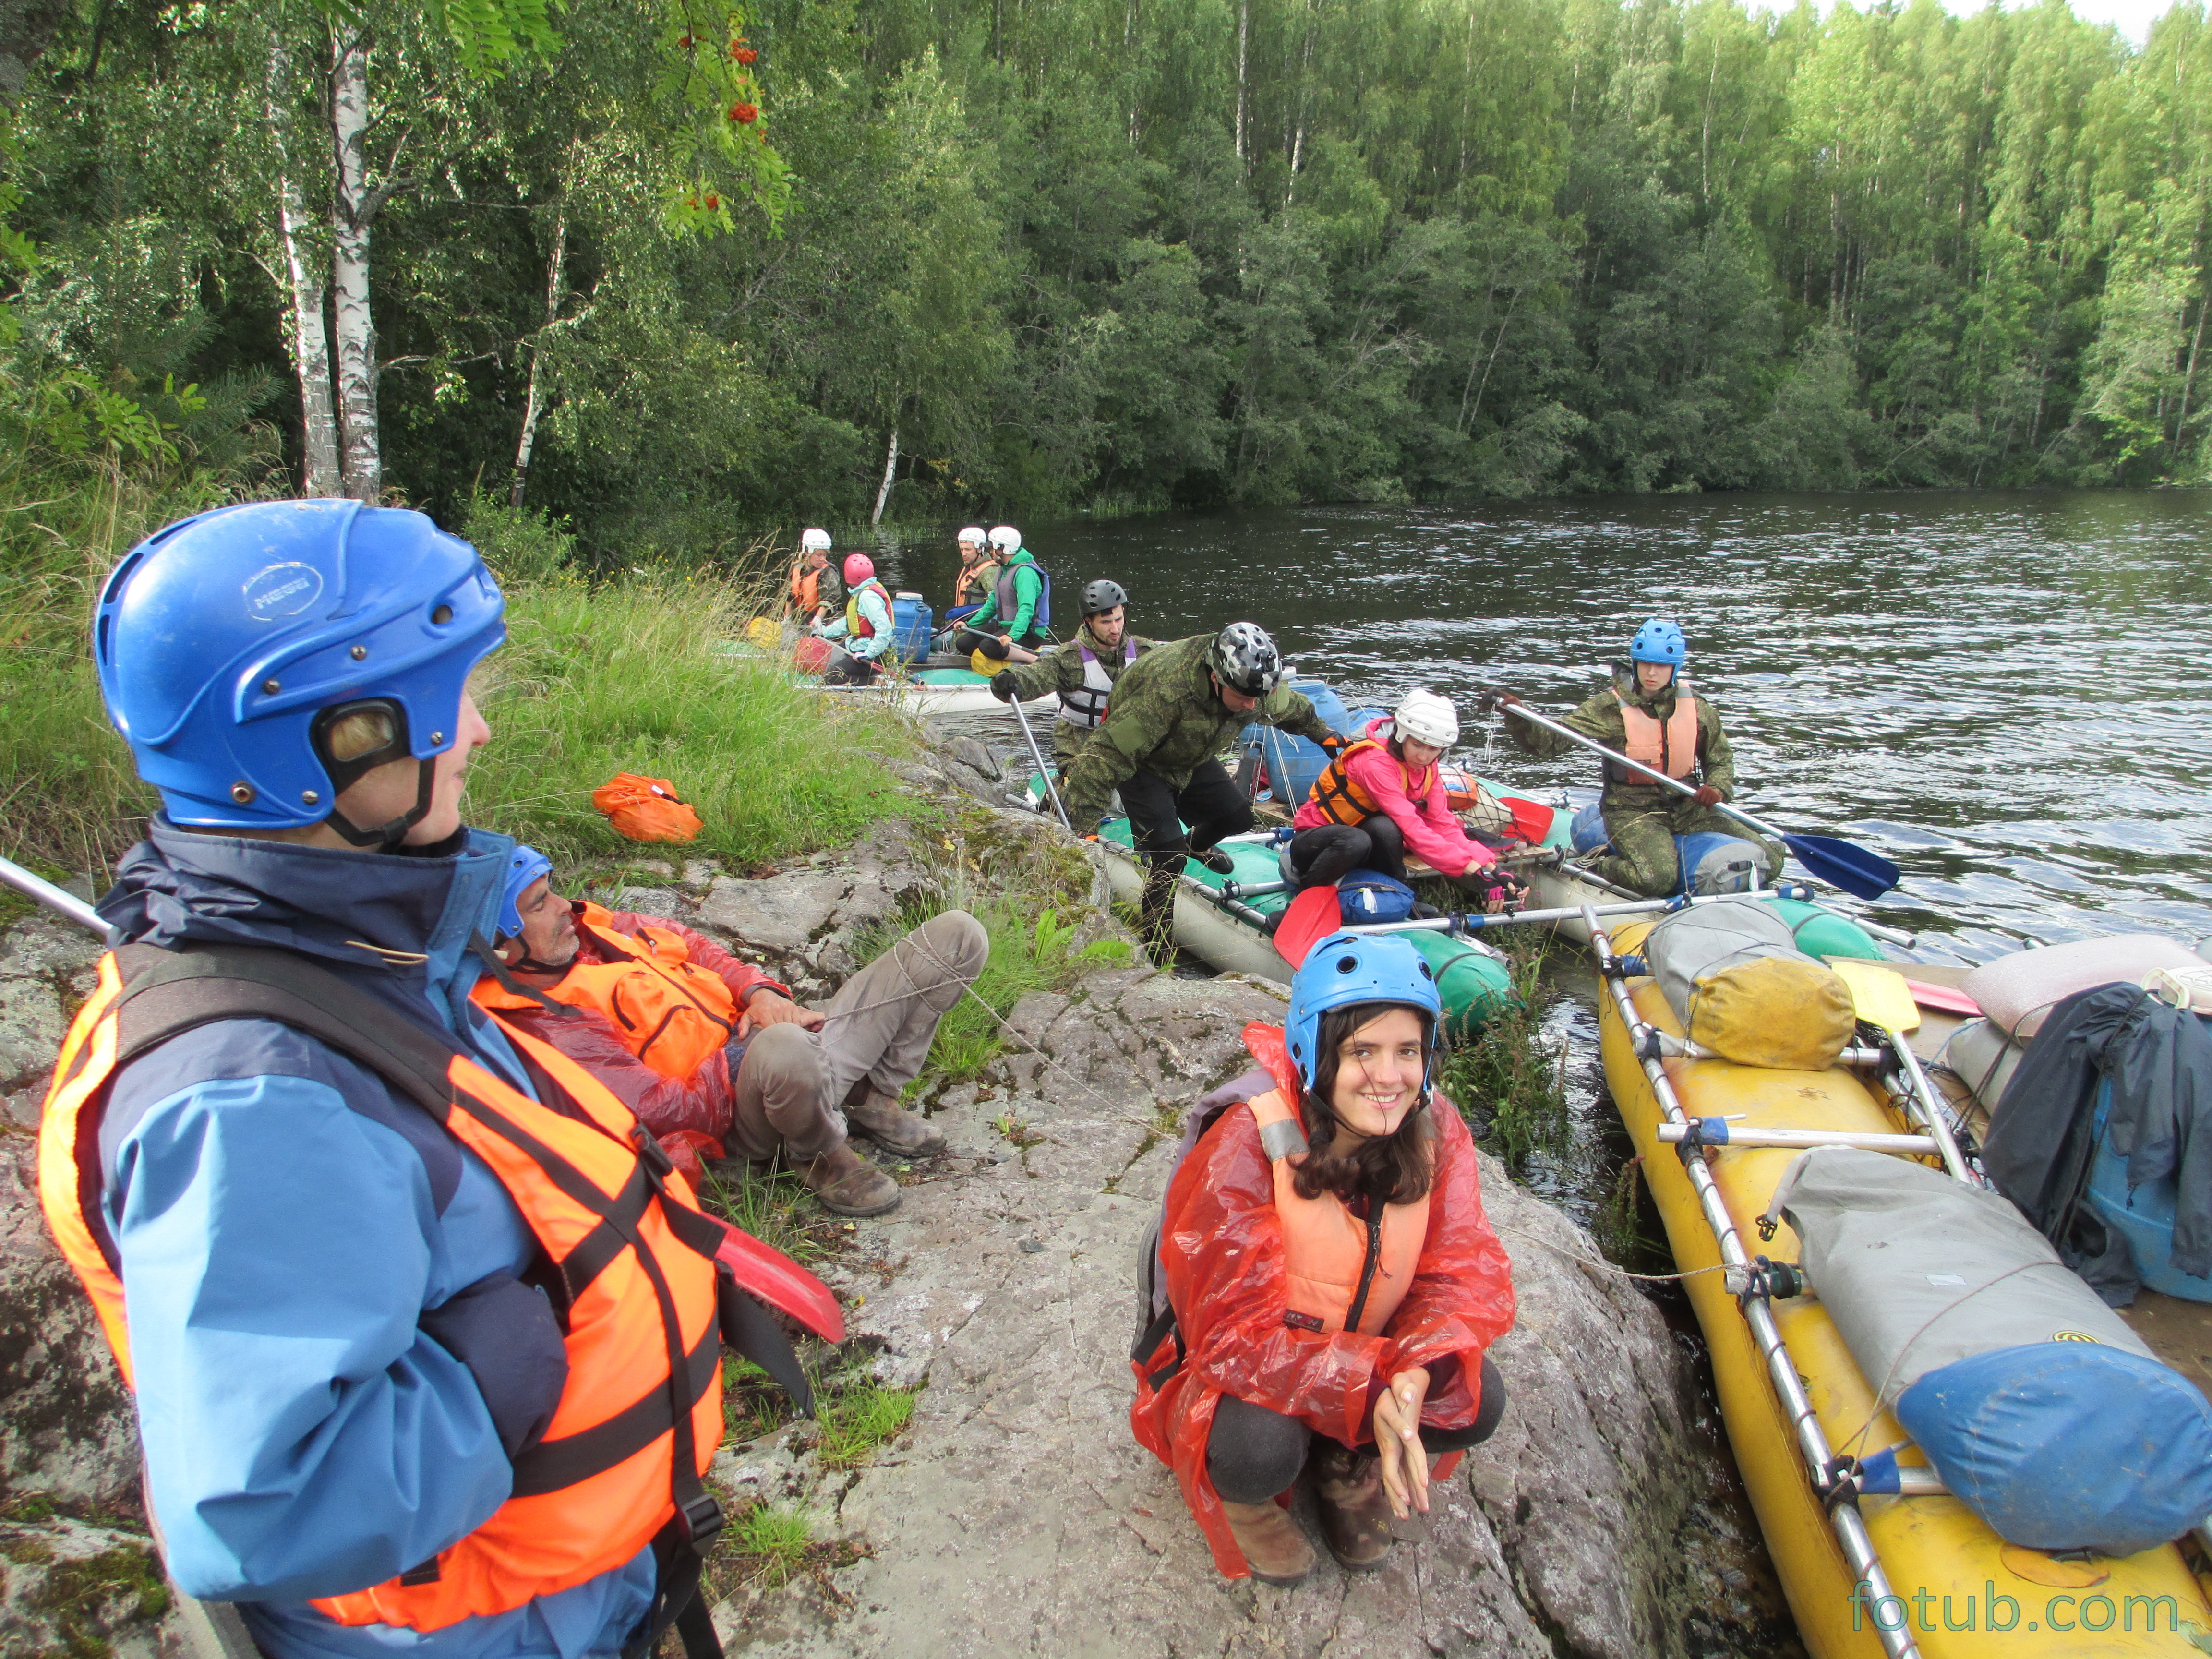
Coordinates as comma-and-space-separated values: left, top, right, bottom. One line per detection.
956, 526, 986, 547
987, 524, 1021, 552
800, 527, 832, 552
1392, 688, 1459, 749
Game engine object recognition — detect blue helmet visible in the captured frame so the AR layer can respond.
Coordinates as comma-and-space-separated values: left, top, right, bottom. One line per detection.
498, 844, 554, 942
1630, 619, 1687, 667
1284, 931, 1443, 1093
95, 499, 505, 840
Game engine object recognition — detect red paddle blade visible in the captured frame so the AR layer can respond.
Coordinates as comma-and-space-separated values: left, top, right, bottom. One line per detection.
1906, 979, 1981, 1018
714, 1221, 845, 1342
1503, 795, 1555, 844
1274, 884, 1346, 970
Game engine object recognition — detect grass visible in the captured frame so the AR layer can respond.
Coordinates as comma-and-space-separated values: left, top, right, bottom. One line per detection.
1437, 934, 1573, 1169
0, 560, 921, 884
816, 1376, 916, 1469
692, 1163, 832, 1266
712, 1502, 819, 1592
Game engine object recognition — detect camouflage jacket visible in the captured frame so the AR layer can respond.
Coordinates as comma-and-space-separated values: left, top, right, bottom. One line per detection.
999, 625, 1159, 709
1059, 634, 1332, 831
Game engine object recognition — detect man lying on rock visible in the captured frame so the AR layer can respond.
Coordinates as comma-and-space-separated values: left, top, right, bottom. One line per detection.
480, 845, 986, 1218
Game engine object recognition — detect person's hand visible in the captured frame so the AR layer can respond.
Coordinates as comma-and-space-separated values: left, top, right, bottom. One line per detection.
988, 672, 1021, 702
1372, 1365, 1432, 1520
1691, 784, 1723, 806
1491, 690, 1524, 709
737, 987, 827, 1038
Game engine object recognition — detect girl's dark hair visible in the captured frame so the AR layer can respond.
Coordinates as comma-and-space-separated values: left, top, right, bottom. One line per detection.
1291, 1001, 1436, 1207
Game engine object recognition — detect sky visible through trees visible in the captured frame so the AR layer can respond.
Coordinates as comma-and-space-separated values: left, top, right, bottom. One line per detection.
2, 0, 2208, 570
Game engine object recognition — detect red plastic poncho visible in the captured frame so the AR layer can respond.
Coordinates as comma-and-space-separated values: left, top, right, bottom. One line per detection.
1129, 1022, 1516, 1577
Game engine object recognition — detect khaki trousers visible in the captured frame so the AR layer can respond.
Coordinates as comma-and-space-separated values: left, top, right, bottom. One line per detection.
725, 910, 988, 1163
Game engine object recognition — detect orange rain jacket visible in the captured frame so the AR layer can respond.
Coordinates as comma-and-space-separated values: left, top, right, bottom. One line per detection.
1129, 1022, 1515, 1576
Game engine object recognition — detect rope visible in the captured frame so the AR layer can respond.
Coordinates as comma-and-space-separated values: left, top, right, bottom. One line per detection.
1492, 1223, 1729, 1284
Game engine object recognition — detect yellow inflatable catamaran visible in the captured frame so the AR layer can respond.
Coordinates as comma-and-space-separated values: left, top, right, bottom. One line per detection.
1589, 910, 2212, 1658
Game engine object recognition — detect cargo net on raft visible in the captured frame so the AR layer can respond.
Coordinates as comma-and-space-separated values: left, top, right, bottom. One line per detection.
1457, 780, 1522, 843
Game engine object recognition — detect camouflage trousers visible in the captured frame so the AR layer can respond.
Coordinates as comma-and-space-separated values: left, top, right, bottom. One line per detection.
1588, 793, 1786, 898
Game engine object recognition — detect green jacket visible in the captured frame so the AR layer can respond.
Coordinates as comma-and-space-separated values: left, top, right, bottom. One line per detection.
969, 547, 1043, 638
1508, 665, 1739, 804
1060, 633, 1332, 831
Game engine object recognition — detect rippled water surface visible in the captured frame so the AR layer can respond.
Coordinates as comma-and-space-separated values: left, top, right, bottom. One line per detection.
890, 491, 2212, 961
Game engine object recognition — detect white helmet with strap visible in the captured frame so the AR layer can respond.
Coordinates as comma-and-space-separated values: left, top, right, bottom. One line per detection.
957, 526, 987, 547
1391, 687, 1459, 749
800, 527, 832, 552
987, 525, 1021, 553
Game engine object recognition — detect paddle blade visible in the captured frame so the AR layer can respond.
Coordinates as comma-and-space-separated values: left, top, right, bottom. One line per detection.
1274, 884, 1345, 969
1782, 832, 1901, 901
1827, 958, 1920, 1034
1503, 795, 1556, 845
1906, 978, 1981, 1018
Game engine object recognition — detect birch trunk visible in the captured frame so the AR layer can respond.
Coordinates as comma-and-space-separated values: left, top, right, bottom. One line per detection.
2173, 281, 2207, 468
328, 32, 381, 503
510, 208, 567, 510
267, 37, 340, 497
1234, 0, 1249, 171
870, 426, 900, 526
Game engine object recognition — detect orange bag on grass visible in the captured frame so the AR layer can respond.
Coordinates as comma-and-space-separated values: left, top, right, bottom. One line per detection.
592, 773, 704, 843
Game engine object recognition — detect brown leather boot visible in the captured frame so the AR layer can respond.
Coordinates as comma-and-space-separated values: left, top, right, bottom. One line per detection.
1218, 1499, 1315, 1586
843, 1082, 946, 1157
798, 1140, 900, 1217
1311, 1442, 1394, 1572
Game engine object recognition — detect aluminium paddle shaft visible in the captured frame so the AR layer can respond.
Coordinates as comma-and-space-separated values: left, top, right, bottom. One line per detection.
1008, 692, 1073, 834
0, 853, 105, 936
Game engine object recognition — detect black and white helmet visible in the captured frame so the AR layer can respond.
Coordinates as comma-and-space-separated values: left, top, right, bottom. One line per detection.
1209, 621, 1283, 697
1081, 579, 1129, 617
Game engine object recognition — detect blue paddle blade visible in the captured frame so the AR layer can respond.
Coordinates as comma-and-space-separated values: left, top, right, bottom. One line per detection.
1783, 833, 1900, 901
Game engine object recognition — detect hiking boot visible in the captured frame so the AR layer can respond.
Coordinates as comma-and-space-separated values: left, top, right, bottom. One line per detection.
1219, 1499, 1315, 1586
798, 1141, 900, 1217
844, 1084, 946, 1157
1311, 1442, 1395, 1572
1193, 845, 1237, 876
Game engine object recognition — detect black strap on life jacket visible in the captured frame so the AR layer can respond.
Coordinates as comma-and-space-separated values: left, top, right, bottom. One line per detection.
1308, 741, 1427, 826
87, 942, 805, 1659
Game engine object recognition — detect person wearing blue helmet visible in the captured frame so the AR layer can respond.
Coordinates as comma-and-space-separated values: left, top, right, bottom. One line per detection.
1129, 932, 1515, 1586
1499, 618, 1781, 895
38, 499, 752, 1659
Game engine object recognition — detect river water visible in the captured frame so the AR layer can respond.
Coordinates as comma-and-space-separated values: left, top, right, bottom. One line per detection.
876, 491, 2212, 1654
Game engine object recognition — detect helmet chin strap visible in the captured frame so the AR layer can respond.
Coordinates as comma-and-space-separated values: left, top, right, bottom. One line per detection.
324, 757, 438, 850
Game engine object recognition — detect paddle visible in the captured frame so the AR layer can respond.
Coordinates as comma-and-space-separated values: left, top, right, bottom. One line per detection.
1484, 690, 1902, 902
0, 853, 105, 935
1008, 692, 1072, 833
1274, 884, 1347, 968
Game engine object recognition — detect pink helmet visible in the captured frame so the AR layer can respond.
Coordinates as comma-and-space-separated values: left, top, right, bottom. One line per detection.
843, 553, 875, 585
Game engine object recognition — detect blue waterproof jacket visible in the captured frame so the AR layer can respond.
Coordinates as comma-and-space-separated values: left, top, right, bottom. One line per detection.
93, 821, 655, 1659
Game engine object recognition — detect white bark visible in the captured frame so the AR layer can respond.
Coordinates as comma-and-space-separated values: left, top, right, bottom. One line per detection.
870, 425, 900, 526
328, 31, 380, 503
266, 37, 340, 497
1234, 0, 1248, 170
510, 207, 567, 510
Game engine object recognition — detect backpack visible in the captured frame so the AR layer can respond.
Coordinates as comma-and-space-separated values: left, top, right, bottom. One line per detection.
1338, 868, 1416, 924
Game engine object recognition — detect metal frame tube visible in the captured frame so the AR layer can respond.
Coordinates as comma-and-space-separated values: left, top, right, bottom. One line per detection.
1587, 905, 1921, 1659
0, 854, 105, 935
1655, 1123, 1940, 1154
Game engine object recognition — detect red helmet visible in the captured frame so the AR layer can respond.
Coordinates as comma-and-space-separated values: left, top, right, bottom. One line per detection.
843, 553, 875, 585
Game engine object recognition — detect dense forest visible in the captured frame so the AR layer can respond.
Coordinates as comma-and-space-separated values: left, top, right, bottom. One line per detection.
2, 0, 2209, 570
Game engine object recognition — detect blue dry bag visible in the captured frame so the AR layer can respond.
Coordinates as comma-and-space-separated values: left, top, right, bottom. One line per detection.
1338, 870, 1417, 925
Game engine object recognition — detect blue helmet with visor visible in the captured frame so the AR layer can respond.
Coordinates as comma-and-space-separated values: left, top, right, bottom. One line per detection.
1284, 931, 1443, 1094
94, 499, 505, 845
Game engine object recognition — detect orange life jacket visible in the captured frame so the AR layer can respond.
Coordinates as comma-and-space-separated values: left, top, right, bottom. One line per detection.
1307, 739, 1437, 830
789, 560, 821, 614
473, 902, 735, 1082
1245, 1089, 1430, 1335
1611, 688, 1701, 781
38, 944, 726, 1634
953, 557, 1001, 609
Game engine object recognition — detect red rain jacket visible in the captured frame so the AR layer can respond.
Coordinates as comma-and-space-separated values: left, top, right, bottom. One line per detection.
493, 905, 790, 1178
1129, 1022, 1515, 1577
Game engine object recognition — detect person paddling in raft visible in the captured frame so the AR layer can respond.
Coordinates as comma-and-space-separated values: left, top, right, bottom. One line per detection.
787, 526, 843, 627
1057, 622, 1346, 960
1130, 931, 1514, 1584
814, 552, 897, 685
1288, 687, 1525, 913
944, 526, 1000, 628
987, 578, 1156, 774
480, 847, 984, 1217
950, 524, 1046, 666
1497, 619, 1782, 898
